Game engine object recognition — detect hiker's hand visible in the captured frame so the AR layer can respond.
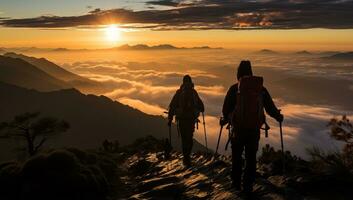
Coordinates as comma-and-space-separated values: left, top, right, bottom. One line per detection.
276, 114, 284, 123
167, 119, 172, 127
219, 117, 228, 126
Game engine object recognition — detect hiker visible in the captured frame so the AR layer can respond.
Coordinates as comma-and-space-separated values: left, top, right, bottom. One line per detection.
220, 60, 283, 194
168, 75, 204, 167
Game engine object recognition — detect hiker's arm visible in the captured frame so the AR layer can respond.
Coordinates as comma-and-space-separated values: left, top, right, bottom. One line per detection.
195, 91, 204, 112
222, 85, 236, 121
263, 87, 283, 122
168, 91, 179, 120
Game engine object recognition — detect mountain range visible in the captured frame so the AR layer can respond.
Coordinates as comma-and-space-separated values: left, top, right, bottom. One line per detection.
113, 44, 221, 50
0, 53, 206, 160
0, 44, 221, 53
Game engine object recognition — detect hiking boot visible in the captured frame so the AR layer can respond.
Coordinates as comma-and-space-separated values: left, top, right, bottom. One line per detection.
183, 157, 191, 167
231, 181, 241, 191
241, 191, 257, 200
243, 185, 253, 195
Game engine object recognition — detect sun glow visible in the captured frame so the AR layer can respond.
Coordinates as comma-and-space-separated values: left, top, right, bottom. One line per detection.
105, 24, 121, 42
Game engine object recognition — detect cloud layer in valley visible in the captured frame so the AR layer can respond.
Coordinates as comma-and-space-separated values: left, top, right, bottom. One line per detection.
28, 49, 353, 158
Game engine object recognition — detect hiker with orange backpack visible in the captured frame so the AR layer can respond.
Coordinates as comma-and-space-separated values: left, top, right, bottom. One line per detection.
220, 61, 283, 194
168, 75, 204, 167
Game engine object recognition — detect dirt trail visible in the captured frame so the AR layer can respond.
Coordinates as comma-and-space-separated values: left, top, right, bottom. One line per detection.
119, 152, 302, 200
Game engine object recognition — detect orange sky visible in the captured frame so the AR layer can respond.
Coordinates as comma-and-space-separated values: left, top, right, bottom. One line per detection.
1, 27, 353, 51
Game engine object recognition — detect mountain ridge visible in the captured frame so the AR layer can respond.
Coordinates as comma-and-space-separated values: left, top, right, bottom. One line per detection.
0, 81, 206, 161
3, 52, 110, 93
0, 55, 71, 91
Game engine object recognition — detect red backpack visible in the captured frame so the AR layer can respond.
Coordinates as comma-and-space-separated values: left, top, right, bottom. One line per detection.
232, 76, 265, 129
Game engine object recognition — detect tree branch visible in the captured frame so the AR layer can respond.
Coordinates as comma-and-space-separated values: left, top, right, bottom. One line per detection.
34, 137, 46, 153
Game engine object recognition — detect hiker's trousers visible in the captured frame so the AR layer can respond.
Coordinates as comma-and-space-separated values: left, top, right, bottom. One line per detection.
178, 119, 195, 161
231, 128, 260, 191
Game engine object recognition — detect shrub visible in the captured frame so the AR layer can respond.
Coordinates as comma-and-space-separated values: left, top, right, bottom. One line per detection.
0, 149, 120, 200
258, 144, 307, 176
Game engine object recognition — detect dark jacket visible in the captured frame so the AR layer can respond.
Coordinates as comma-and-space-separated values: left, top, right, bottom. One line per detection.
222, 83, 281, 124
168, 84, 204, 120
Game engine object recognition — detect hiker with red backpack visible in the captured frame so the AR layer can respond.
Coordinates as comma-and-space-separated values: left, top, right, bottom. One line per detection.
220, 60, 283, 194
168, 75, 204, 167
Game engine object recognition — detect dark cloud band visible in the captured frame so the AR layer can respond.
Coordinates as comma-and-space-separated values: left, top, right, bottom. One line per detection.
1, 0, 353, 30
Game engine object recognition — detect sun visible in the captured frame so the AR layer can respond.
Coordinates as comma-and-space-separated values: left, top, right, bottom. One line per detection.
105, 24, 121, 42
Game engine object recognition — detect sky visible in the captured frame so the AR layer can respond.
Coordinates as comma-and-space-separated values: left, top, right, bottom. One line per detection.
1, 0, 353, 50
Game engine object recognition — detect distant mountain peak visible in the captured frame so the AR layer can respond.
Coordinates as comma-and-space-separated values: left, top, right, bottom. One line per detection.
322, 51, 353, 61
296, 50, 312, 55
255, 49, 279, 54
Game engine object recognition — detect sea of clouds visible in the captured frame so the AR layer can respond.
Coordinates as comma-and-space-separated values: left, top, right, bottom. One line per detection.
35, 49, 353, 158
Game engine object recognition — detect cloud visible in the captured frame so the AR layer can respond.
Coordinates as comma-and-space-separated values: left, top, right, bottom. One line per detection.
118, 97, 166, 115
196, 85, 225, 97
58, 55, 353, 158
66, 60, 223, 109
261, 103, 353, 158
146, 0, 181, 7
193, 104, 353, 158
1, 0, 352, 29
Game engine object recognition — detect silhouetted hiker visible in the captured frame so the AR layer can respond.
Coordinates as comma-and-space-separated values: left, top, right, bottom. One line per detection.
220, 61, 283, 194
168, 75, 204, 167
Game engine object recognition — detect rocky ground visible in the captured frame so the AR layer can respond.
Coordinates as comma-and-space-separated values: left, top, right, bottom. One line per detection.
1, 135, 351, 200
117, 152, 304, 200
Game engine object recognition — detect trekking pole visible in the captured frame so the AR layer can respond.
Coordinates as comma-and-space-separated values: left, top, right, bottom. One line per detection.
164, 110, 173, 149
215, 124, 224, 155
279, 121, 285, 175
176, 119, 181, 137
201, 112, 208, 152
169, 124, 172, 147
224, 124, 231, 151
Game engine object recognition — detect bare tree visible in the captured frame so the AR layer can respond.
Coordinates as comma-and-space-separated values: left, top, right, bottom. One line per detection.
0, 112, 69, 156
